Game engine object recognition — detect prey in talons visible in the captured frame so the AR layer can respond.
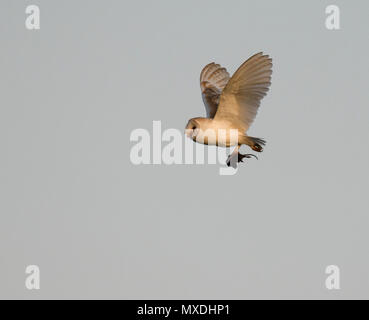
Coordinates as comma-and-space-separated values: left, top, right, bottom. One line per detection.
226, 146, 259, 169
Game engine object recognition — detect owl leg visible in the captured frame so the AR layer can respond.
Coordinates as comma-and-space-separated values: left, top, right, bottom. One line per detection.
226, 146, 258, 168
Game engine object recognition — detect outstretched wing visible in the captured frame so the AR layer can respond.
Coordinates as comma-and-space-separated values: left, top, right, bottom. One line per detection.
214, 52, 272, 131
200, 62, 230, 118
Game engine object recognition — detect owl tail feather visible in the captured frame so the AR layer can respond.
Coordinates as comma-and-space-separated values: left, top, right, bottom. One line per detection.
242, 136, 266, 152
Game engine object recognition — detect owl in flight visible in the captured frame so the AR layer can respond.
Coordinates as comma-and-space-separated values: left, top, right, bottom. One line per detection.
185, 52, 272, 168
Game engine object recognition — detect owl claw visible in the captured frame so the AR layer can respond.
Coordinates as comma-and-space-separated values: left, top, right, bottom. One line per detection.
226, 152, 258, 168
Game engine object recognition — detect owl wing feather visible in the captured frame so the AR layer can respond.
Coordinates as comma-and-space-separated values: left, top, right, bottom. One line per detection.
200, 62, 230, 118
214, 52, 272, 132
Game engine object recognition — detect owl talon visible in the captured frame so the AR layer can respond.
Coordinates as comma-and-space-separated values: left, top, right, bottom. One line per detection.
226, 152, 258, 168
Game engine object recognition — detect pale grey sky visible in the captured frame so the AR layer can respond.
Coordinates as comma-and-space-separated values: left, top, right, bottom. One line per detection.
0, 0, 368, 299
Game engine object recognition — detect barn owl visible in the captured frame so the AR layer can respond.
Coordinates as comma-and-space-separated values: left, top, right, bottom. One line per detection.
185, 52, 273, 168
